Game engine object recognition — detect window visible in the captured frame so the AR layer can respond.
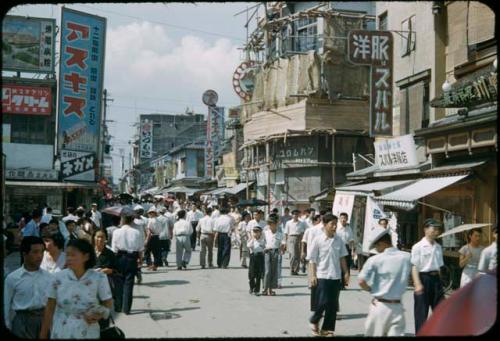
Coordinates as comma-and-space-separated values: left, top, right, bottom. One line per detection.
7, 115, 51, 144
378, 11, 388, 31
398, 79, 429, 134
294, 17, 317, 52
180, 157, 186, 174
422, 83, 430, 128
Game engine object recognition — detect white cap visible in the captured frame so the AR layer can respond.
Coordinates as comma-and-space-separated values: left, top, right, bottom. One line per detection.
159, 206, 167, 213
147, 207, 157, 214
134, 205, 144, 211
368, 226, 390, 250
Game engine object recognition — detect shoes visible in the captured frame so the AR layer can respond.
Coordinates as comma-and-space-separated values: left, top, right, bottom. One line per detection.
249, 289, 253, 294
177, 267, 182, 270
309, 322, 320, 336
201, 265, 206, 269
223, 266, 228, 269
254, 292, 261, 296
182, 261, 187, 269
209, 264, 214, 268
320, 330, 335, 337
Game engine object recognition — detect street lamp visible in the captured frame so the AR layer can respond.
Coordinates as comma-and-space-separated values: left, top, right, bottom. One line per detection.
442, 79, 452, 92
494, 58, 497, 70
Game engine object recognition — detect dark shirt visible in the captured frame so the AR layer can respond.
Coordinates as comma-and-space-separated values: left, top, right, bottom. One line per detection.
94, 246, 118, 270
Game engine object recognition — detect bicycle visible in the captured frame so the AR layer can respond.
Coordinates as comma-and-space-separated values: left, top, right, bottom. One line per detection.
440, 264, 454, 294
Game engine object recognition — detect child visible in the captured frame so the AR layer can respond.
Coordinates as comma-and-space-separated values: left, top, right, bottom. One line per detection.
247, 224, 266, 295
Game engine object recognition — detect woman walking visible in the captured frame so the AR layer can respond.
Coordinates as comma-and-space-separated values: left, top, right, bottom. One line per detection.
40, 232, 66, 273
458, 228, 484, 287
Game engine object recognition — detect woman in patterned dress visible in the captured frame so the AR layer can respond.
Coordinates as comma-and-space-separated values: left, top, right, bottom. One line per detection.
39, 239, 113, 339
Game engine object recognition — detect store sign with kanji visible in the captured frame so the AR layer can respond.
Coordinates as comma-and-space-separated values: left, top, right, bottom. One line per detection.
348, 30, 393, 137
57, 8, 106, 160
6, 168, 58, 180
61, 149, 96, 181
140, 120, 153, 159
374, 134, 418, 170
2, 15, 56, 73
2, 84, 52, 115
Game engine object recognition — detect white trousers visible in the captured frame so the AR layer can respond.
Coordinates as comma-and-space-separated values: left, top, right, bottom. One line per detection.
365, 300, 405, 336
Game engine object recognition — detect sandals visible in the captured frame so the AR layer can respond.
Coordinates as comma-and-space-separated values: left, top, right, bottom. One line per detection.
321, 330, 335, 337
310, 323, 320, 336
262, 290, 276, 296
269, 290, 276, 296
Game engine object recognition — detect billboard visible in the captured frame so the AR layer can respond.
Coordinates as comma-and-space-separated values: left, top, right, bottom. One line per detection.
348, 30, 393, 137
140, 120, 153, 159
2, 15, 56, 73
61, 149, 96, 181
2, 83, 52, 115
374, 134, 419, 170
57, 8, 106, 181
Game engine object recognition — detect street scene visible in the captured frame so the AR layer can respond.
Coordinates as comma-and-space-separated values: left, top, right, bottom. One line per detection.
1, 1, 497, 339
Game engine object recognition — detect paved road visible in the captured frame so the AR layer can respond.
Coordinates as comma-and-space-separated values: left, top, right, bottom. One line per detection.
3, 247, 416, 337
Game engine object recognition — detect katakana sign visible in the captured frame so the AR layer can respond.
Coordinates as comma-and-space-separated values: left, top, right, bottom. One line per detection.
2, 83, 52, 115
61, 149, 96, 181
140, 120, 153, 159
348, 30, 393, 137
57, 8, 106, 162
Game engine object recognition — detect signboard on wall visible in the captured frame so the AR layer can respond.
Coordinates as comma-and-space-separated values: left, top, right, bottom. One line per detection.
61, 149, 95, 181
57, 8, 106, 162
374, 134, 418, 170
332, 191, 355, 223
2, 15, 56, 73
140, 120, 153, 159
348, 30, 393, 137
272, 136, 318, 169
2, 83, 52, 115
6, 168, 58, 180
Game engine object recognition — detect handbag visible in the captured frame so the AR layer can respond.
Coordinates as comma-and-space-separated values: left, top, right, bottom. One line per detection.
100, 315, 125, 339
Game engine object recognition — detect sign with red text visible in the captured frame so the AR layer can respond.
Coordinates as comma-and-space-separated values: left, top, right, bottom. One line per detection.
2, 84, 52, 115
348, 30, 393, 137
57, 8, 106, 161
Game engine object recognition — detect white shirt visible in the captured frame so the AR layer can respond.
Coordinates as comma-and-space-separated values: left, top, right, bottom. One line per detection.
263, 228, 285, 250
91, 210, 102, 228
41, 213, 53, 224
284, 219, 307, 236
247, 236, 266, 254
196, 215, 215, 234
309, 233, 348, 280
156, 215, 170, 240
336, 224, 354, 245
132, 217, 148, 243
187, 210, 204, 224
211, 209, 221, 219
305, 224, 325, 260
478, 242, 497, 272
4, 266, 53, 329
410, 237, 444, 272
358, 247, 412, 300
173, 219, 193, 236
62, 214, 79, 223
111, 224, 144, 252
40, 251, 66, 273
247, 219, 266, 232
106, 226, 119, 245
147, 217, 163, 235
213, 215, 235, 234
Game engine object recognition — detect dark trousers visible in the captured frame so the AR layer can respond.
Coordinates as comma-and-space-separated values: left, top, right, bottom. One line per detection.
191, 222, 198, 250
217, 233, 231, 267
116, 252, 139, 314
414, 272, 444, 333
160, 239, 171, 266
107, 273, 124, 312
310, 279, 341, 332
340, 244, 351, 290
145, 235, 162, 267
249, 253, 265, 293
11, 310, 43, 338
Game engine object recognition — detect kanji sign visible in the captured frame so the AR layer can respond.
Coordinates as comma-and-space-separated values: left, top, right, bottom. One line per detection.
61, 149, 96, 181
348, 30, 393, 137
2, 84, 52, 115
2, 15, 56, 73
6, 168, 58, 180
332, 191, 355, 223
140, 120, 153, 159
57, 8, 106, 160
374, 134, 418, 170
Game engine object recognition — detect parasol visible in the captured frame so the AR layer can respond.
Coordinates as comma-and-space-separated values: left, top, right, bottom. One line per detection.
236, 198, 269, 207
102, 205, 131, 217
438, 223, 491, 238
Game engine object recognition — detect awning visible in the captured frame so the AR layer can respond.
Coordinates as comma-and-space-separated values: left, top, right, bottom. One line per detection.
336, 180, 415, 195
203, 187, 228, 196
376, 174, 469, 209
438, 223, 492, 238
5, 181, 99, 188
423, 160, 487, 175
161, 186, 203, 195
225, 182, 254, 195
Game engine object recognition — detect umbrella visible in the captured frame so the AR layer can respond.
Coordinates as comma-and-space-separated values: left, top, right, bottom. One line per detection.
119, 193, 134, 200
102, 205, 131, 217
236, 198, 269, 207
418, 269, 497, 336
438, 223, 491, 238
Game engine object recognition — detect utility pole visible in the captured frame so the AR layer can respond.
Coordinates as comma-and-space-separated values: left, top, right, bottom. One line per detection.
101, 89, 114, 181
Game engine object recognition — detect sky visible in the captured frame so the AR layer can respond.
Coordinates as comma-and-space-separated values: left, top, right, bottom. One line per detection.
5, 2, 261, 184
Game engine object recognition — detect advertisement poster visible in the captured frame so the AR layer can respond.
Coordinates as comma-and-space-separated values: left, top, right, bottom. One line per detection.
2, 84, 52, 115
332, 191, 355, 223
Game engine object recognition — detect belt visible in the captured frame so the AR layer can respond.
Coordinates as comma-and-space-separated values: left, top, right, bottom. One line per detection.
218, 232, 229, 234
420, 271, 440, 276
176, 234, 190, 236
15, 308, 45, 315
117, 250, 139, 256
264, 249, 279, 254
201, 232, 214, 235
373, 298, 401, 304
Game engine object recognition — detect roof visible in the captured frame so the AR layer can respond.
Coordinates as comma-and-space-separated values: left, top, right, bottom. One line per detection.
5, 181, 99, 188
423, 159, 488, 176
346, 164, 379, 179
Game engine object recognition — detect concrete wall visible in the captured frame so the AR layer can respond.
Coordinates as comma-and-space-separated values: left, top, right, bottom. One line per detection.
3, 143, 53, 169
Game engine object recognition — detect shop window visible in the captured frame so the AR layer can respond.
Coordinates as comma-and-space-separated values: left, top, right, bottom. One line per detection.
399, 79, 428, 134
471, 128, 496, 147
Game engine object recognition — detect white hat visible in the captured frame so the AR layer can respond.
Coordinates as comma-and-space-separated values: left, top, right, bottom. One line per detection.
147, 207, 157, 214
159, 206, 167, 213
368, 226, 390, 250
134, 204, 144, 211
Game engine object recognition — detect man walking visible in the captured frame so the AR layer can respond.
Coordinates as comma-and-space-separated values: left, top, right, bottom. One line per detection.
132, 205, 147, 284
173, 210, 193, 270
337, 212, 355, 288
308, 214, 349, 337
4, 236, 52, 338
358, 227, 412, 336
187, 204, 204, 251
111, 207, 144, 314
145, 207, 163, 271
280, 207, 292, 227
90, 203, 102, 229
214, 207, 235, 269
196, 207, 215, 269
411, 218, 444, 334
284, 210, 307, 275
157, 207, 171, 267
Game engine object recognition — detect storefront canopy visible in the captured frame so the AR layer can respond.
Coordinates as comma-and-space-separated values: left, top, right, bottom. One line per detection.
225, 182, 254, 195
5, 181, 99, 189
161, 186, 203, 195
203, 187, 227, 196
375, 174, 469, 209
335, 180, 415, 196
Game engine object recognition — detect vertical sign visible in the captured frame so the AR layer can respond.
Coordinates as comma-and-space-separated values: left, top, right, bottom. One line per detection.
348, 30, 393, 137
58, 8, 106, 181
210, 106, 225, 161
332, 191, 355, 223
140, 119, 153, 159
205, 108, 213, 178
362, 196, 388, 254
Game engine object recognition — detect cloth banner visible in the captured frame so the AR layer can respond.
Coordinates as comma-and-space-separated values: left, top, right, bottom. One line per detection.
362, 196, 388, 254
332, 191, 355, 223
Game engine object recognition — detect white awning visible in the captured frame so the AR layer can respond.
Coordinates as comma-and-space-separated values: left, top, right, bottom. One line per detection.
161, 186, 203, 195
225, 182, 254, 195
336, 180, 415, 195
376, 174, 469, 208
438, 223, 491, 238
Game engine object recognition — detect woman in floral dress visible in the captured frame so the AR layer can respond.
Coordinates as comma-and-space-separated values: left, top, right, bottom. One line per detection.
39, 239, 113, 339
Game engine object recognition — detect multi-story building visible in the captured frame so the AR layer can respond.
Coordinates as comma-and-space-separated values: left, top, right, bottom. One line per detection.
238, 2, 376, 212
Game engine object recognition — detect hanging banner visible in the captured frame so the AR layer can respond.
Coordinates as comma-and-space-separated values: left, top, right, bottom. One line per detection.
210, 106, 225, 160
2, 15, 56, 73
140, 119, 153, 159
348, 30, 393, 137
2, 83, 52, 115
374, 134, 419, 170
362, 196, 388, 254
332, 191, 355, 223
58, 8, 106, 161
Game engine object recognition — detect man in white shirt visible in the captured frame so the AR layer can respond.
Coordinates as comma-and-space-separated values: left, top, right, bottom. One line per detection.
358, 227, 412, 336
301, 215, 323, 274
187, 205, 204, 251
213, 207, 235, 269
90, 203, 102, 229
106, 215, 121, 247
40, 207, 53, 224
284, 210, 308, 275
196, 207, 215, 269
132, 205, 147, 284
211, 205, 221, 219
280, 207, 292, 227
410, 218, 444, 334
337, 212, 355, 289
478, 225, 497, 273
4, 236, 52, 338
308, 214, 349, 337
62, 207, 78, 224
263, 214, 286, 296
173, 210, 193, 270
112, 207, 144, 314
157, 207, 171, 267
144, 207, 163, 271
